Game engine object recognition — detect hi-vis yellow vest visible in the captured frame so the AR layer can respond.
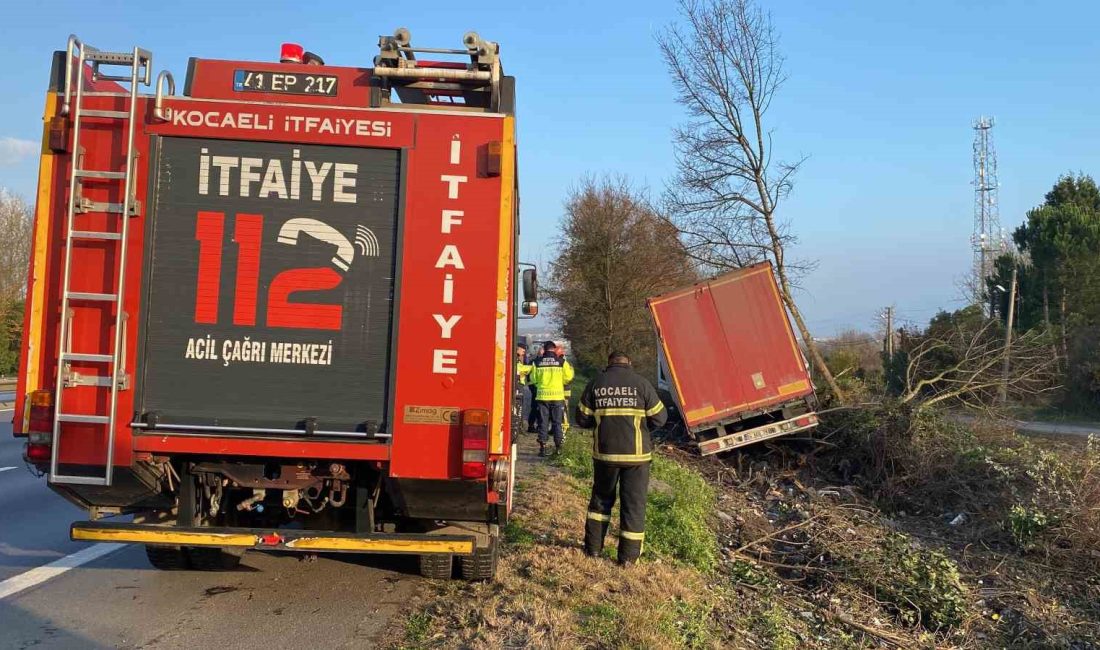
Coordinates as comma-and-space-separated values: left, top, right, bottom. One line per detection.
528, 354, 574, 401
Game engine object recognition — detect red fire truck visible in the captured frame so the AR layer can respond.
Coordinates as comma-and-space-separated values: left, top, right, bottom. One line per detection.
14, 29, 535, 580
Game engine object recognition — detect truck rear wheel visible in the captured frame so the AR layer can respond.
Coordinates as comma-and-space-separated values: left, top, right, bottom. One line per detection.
458, 538, 499, 581
418, 554, 453, 579
145, 545, 189, 570
186, 546, 244, 571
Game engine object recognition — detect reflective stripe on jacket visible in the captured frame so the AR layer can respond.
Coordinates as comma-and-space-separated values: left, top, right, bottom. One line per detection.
528, 353, 574, 401
575, 363, 667, 464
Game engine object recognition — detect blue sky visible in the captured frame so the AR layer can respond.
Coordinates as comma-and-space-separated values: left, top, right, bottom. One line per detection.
2, 0, 1098, 335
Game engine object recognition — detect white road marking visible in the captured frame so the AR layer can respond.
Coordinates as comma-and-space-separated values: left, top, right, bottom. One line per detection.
0, 543, 125, 601
0, 467, 17, 473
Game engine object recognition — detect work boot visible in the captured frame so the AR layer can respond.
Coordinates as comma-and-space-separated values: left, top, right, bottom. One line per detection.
553, 444, 562, 456
538, 443, 547, 457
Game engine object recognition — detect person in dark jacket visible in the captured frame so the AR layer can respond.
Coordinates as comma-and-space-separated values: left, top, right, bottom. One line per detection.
574, 351, 667, 565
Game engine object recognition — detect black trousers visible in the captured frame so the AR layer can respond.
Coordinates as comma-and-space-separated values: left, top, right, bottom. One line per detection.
584, 460, 650, 563
527, 385, 540, 430
536, 401, 564, 446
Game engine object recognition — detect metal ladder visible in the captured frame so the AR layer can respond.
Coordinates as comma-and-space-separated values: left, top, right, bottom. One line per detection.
51, 36, 151, 486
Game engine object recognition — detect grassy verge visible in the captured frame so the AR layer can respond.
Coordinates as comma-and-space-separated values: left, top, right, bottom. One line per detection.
389, 438, 723, 649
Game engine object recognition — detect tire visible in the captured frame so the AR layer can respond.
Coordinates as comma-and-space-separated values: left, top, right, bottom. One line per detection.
418, 554, 454, 579
145, 545, 189, 570
186, 546, 244, 571
459, 538, 499, 581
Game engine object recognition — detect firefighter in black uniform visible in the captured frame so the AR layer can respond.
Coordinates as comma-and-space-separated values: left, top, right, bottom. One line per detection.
574, 351, 667, 565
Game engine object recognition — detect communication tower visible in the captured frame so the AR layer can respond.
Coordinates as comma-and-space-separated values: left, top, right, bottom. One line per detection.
972, 116, 1004, 307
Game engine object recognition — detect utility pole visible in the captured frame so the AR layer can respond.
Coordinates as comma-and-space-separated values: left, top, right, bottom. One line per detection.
999, 265, 1018, 404
882, 307, 895, 358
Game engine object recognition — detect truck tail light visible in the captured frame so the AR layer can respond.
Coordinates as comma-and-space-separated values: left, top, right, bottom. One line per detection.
25, 434, 52, 463
24, 390, 54, 464
27, 390, 54, 434
461, 409, 489, 479
486, 140, 503, 177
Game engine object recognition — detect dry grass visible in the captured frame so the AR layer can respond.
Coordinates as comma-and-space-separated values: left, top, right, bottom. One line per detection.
392, 464, 720, 649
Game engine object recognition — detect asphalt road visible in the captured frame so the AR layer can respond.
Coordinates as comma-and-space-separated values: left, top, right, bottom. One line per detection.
0, 410, 422, 649
0, 411, 95, 583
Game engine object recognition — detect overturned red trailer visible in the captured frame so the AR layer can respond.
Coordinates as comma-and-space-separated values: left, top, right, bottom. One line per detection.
648, 262, 819, 455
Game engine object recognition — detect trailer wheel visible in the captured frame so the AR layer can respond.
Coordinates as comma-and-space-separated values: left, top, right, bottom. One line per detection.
458, 537, 499, 581
418, 554, 453, 579
145, 545, 190, 570
186, 546, 244, 571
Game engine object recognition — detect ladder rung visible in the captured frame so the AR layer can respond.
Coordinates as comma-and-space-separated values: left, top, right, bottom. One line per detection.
69, 292, 118, 302
62, 352, 114, 363
58, 414, 110, 424
67, 375, 115, 388
87, 50, 137, 65
75, 170, 126, 180
81, 110, 129, 119
71, 230, 122, 241
77, 199, 125, 214
50, 474, 109, 486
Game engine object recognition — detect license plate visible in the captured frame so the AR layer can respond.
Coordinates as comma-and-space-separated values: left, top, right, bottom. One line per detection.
233, 69, 338, 97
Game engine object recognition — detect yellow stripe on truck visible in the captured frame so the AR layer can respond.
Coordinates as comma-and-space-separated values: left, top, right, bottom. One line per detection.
490, 115, 517, 456
777, 379, 810, 396
24, 93, 60, 397
72, 527, 257, 547
285, 537, 473, 554
70, 525, 474, 555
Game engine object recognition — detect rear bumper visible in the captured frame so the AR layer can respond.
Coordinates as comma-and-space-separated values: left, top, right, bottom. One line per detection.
71, 521, 475, 555
697, 412, 819, 456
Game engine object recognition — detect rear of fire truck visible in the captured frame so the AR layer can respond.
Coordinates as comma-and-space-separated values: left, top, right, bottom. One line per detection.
13, 29, 533, 580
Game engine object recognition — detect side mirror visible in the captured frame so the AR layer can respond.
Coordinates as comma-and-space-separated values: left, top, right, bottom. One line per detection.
521, 301, 538, 316
521, 268, 538, 302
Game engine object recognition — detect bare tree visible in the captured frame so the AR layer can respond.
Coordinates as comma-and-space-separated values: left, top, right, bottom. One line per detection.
657, 0, 844, 401
0, 189, 32, 374
0, 189, 32, 311
545, 175, 698, 379
899, 317, 1059, 412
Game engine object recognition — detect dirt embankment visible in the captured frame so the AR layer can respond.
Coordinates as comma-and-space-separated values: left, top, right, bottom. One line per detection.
391, 411, 1100, 649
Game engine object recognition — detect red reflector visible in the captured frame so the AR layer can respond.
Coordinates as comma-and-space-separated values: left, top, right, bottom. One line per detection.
258, 533, 284, 546
280, 42, 304, 64
795, 415, 816, 427
462, 462, 487, 479
24, 443, 50, 463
